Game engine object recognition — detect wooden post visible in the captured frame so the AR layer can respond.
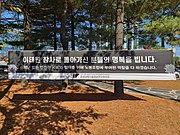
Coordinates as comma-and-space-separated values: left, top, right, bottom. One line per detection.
114, 80, 124, 96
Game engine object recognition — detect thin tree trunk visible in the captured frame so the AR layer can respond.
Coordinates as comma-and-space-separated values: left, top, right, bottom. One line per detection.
110, 14, 114, 50
115, 0, 124, 50
23, 0, 31, 50
71, 10, 75, 50
61, 0, 68, 50
89, 13, 93, 50
131, 23, 135, 50
110, 41, 113, 50
0, 0, 2, 21
161, 34, 165, 48
61, 0, 68, 90
135, 21, 139, 48
53, 14, 57, 50
127, 21, 131, 50
98, 35, 102, 50
115, 0, 125, 96
0, 0, 14, 98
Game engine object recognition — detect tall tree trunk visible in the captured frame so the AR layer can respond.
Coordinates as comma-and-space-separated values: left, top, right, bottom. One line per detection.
115, 0, 125, 96
61, 0, 68, 88
0, 0, 2, 21
110, 14, 114, 50
89, 13, 93, 50
127, 21, 131, 50
161, 34, 165, 48
115, 0, 124, 50
71, 10, 75, 50
135, 21, 139, 48
110, 41, 113, 50
23, 0, 31, 50
131, 23, 135, 50
0, 0, 14, 97
98, 35, 102, 50
53, 14, 57, 50
61, 0, 68, 50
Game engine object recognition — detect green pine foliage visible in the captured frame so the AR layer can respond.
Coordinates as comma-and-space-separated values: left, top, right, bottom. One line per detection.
0, 0, 179, 50
144, 16, 180, 46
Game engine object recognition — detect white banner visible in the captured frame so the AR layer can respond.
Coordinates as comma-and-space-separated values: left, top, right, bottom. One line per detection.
8, 73, 176, 80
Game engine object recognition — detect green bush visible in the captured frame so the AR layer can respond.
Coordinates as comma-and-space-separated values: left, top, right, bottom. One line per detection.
174, 57, 180, 68
152, 46, 166, 50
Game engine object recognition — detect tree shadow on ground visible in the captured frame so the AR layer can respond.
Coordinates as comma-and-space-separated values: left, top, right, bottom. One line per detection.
0, 100, 107, 135
0, 80, 14, 100
1, 80, 144, 101
12, 82, 144, 101
12, 92, 144, 101
32, 82, 64, 93
68, 84, 98, 94
0, 80, 21, 89
0, 81, 145, 134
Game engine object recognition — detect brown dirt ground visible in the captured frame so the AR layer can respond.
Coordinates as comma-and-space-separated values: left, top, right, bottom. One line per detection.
0, 80, 180, 135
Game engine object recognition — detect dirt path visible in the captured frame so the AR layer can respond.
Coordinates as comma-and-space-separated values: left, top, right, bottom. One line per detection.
0, 81, 180, 135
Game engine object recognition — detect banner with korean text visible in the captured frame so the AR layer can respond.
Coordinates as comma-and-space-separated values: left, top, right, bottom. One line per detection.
8, 50, 176, 80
